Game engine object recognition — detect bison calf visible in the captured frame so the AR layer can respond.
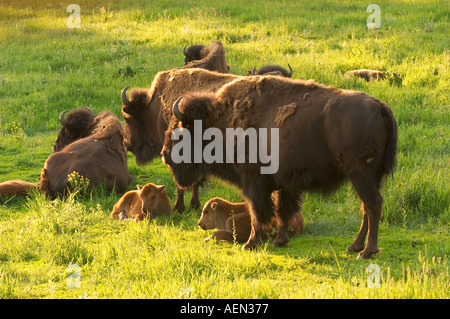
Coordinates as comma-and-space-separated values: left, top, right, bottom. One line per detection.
0, 180, 38, 197
345, 69, 386, 82
199, 197, 303, 243
110, 183, 172, 221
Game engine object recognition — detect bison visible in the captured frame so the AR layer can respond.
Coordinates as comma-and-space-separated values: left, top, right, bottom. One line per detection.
161, 75, 397, 259
0, 180, 38, 197
248, 64, 293, 77
199, 196, 303, 243
39, 108, 130, 197
345, 69, 386, 82
110, 182, 171, 221
121, 68, 241, 211
182, 41, 230, 73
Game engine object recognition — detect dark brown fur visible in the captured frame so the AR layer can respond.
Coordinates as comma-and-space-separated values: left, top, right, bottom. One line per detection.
121, 68, 241, 211
162, 75, 397, 259
199, 197, 303, 243
182, 41, 230, 73
248, 64, 293, 77
39, 109, 129, 197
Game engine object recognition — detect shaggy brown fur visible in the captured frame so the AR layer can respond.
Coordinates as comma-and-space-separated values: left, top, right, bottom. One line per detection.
0, 180, 38, 197
40, 109, 129, 197
345, 69, 386, 81
275, 103, 297, 127
121, 68, 241, 211
199, 197, 303, 243
110, 183, 171, 221
162, 74, 397, 259
181, 41, 230, 73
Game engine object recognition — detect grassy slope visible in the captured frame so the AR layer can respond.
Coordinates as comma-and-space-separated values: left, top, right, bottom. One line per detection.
0, 0, 448, 298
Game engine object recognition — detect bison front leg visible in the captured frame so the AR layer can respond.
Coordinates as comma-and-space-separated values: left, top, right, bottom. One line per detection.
173, 186, 186, 212
241, 177, 275, 250
272, 190, 300, 247
189, 184, 201, 210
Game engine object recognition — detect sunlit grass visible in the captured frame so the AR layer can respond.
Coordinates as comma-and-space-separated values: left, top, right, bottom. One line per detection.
0, 0, 448, 298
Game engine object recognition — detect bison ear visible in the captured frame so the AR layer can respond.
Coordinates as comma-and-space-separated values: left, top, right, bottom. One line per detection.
136, 184, 143, 191
211, 202, 218, 210
156, 185, 166, 192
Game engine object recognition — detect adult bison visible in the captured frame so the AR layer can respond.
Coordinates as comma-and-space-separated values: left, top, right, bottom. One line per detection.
161, 76, 397, 259
39, 108, 130, 197
182, 41, 230, 73
121, 68, 240, 211
248, 64, 293, 77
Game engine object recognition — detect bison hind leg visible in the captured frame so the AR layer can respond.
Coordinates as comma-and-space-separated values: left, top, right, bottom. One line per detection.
348, 173, 383, 259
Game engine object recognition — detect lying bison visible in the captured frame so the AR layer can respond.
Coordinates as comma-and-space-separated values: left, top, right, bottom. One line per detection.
248, 64, 293, 77
121, 68, 240, 211
0, 180, 38, 197
182, 41, 230, 73
39, 108, 130, 197
345, 69, 386, 82
110, 182, 171, 221
162, 75, 397, 259
199, 197, 303, 243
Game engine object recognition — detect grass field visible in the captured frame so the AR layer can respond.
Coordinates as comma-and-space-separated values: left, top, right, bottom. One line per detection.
0, 0, 448, 299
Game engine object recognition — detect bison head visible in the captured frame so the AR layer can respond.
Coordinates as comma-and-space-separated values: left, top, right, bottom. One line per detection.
198, 199, 220, 230
249, 64, 293, 77
54, 108, 96, 152
121, 86, 160, 165
138, 183, 166, 213
161, 93, 218, 189
183, 44, 206, 65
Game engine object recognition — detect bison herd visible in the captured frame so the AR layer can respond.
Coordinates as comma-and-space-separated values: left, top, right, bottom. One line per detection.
1, 41, 397, 259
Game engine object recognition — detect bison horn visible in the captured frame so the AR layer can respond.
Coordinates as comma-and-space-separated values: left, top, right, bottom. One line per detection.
173, 97, 187, 122
59, 110, 68, 126
121, 86, 130, 107
287, 64, 293, 77
251, 66, 257, 75
183, 45, 188, 56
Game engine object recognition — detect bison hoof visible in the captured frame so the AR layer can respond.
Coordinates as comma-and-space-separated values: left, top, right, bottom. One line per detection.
173, 202, 186, 212
356, 248, 380, 259
273, 237, 290, 247
346, 243, 365, 253
241, 240, 260, 251
189, 201, 201, 210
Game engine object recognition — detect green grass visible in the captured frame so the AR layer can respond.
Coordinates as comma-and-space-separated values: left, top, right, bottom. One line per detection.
0, 0, 449, 299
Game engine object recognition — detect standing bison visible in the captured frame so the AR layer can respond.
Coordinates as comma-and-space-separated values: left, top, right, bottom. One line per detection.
39, 108, 130, 197
161, 75, 397, 259
121, 68, 240, 211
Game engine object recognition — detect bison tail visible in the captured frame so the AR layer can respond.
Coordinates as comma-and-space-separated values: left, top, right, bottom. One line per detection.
381, 104, 398, 177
